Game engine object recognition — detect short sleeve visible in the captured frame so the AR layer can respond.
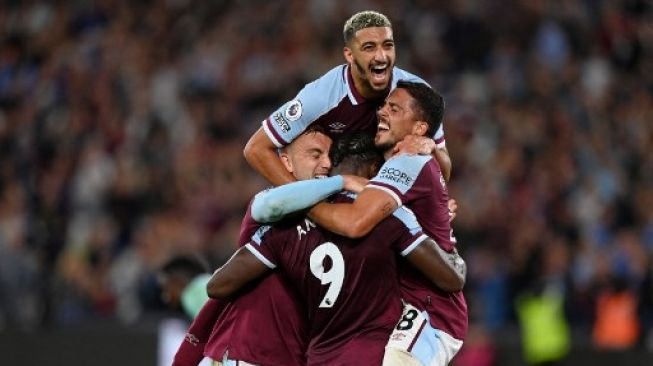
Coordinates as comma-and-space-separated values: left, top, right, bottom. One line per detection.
262, 66, 347, 147
367, 155, 431, 206
245, 225, 277, 269
389, 207, 428, 256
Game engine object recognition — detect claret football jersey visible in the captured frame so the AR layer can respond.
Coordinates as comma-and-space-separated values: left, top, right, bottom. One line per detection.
368, 154, 468, 340
247, 194, 427, 365
205, 202, 307, 366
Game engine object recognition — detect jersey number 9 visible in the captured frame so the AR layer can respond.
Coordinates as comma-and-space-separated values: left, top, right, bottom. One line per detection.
309, 242, 345, 308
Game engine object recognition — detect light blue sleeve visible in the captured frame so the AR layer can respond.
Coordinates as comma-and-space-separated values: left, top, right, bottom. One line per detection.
262, 65, 348, 147
367, 155, 430, 206
392, 206, 423, 236
251, 176, 345, 223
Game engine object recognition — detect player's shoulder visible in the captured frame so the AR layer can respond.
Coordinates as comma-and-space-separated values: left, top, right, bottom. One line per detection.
291, 65, 349, 115
389, 205, 422, 232
383, 154, 432, 171
251, 218, 298, 242
392, 66, 430, 87
371, 154, 431, 190
305, 64, 348, 92
251, 224, 273, 244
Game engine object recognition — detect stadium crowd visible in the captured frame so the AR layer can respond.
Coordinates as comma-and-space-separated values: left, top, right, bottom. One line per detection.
0, 0, 651, 361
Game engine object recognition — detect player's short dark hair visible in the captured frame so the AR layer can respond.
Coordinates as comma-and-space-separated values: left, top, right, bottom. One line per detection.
343, 11, 392, 45
282, 124, 330, 154
329, 132, 383, 176
303, 123, 328, 137
396, 80, 444, 137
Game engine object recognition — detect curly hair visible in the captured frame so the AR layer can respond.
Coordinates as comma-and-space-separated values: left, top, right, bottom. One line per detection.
343, 11, 392, 45
329, 132, 383, 177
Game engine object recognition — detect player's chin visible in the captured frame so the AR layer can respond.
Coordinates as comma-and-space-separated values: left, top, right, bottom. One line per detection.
375, 128, 390, 139
374, 136, 392, 151
370, 77, 390, 90
367, 72, 390, 89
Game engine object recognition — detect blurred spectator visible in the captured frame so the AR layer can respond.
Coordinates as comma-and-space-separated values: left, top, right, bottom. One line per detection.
592, 275, 640, 349
156, 255, 210, 319
514, 243, 572, 365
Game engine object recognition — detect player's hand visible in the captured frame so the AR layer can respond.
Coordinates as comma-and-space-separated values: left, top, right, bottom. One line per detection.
448, 198, 458, 222
342, 175, 369, 193
392, 135, 435, 156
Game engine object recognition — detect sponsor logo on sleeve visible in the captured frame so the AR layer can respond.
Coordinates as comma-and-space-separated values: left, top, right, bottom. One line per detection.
273, 112, 291, 133
378, 167, 413, 187
328, 121, 346, 134
284, 100, 303, 121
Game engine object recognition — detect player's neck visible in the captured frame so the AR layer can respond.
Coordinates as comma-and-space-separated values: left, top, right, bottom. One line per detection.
355, 82, 385, 100
383, 148, 394, 160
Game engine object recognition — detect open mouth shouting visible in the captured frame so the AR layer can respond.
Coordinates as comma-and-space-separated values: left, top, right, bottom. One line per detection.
370, 63, 389, 86
377, 120, 390, 134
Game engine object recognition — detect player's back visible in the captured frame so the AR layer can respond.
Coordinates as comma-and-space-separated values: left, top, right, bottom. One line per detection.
249, 194, 425, 365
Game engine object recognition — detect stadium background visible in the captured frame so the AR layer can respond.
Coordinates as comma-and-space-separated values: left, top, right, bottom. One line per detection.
0, 0, 651, 365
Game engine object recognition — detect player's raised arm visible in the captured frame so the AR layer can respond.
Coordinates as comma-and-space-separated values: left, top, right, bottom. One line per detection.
434, 145, 451, 181
244, 127, 297, 186
308, 187, 398, 238
250, 173, 370, 223
207, 246, 271, 299
249, 176, 396, 237
251, 176, 344, 223
404, 237, 466, 292
244, 64, 347, 187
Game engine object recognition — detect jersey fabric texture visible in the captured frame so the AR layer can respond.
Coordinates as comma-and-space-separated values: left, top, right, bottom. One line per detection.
247, 194, 428, 365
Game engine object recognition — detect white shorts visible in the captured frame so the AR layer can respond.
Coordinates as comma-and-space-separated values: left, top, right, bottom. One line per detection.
383, 303, 463, 366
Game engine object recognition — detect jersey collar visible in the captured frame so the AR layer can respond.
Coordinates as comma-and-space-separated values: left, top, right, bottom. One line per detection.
344, 64, 392, 105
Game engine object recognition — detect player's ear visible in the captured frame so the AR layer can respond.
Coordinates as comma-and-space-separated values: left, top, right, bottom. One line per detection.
343, 46, 354, 64
279, 152, 293, 173
367, 161, 381, 179
413, 121, 429, 137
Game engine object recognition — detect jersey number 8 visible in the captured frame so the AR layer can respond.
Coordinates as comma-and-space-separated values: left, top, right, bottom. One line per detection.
309, 242, 345, 308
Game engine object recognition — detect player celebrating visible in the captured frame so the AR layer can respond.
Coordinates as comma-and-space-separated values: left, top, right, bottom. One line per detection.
247, 82, 467, 366
173, 126, 335, 366
244, 10, 452, 187
208, 133, 465, 365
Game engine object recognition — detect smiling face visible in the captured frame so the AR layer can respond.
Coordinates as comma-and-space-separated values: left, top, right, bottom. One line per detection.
344, 26, 396, 99
375, 88, 428, 154
280, 131, 333, 181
